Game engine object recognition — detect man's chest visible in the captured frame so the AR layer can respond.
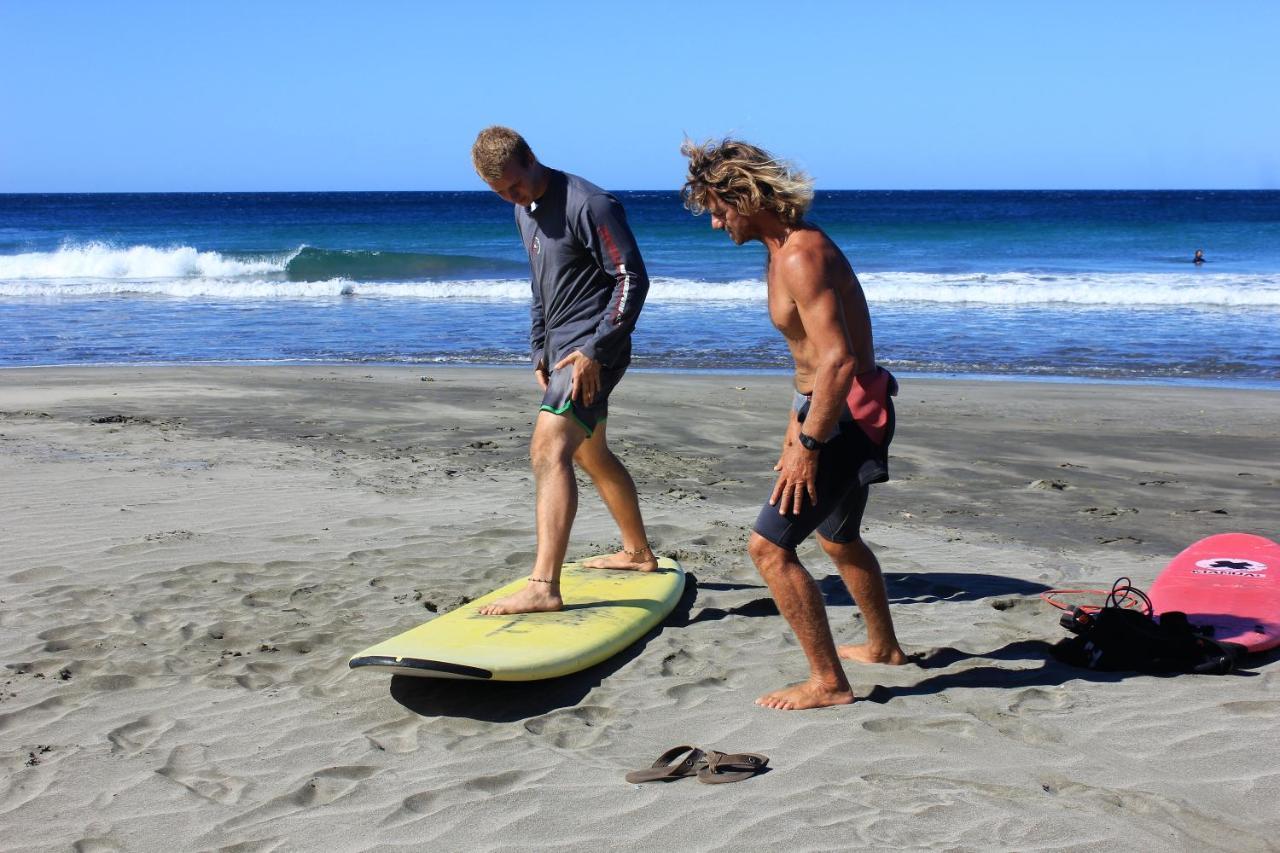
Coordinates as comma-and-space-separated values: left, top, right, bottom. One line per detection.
767, 279, 805, 342
521, 212, 586, 273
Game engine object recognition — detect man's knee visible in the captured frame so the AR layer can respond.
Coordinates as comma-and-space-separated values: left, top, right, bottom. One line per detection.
572, 436, 612, 471
530, 419, 581, 473
819, 535, 879, 570
748, 532, 797, 577
819, 534, 863, 558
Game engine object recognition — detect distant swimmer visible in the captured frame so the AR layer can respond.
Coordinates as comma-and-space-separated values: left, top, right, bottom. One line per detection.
470, 126, 656, 617
682, 138, 908, 710
1194, 249, 1205, 265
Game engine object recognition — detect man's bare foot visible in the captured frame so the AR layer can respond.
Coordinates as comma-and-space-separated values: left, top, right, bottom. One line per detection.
754, 678, 855, 711
581, 547, 659, 572
476, 582, 562, 615
837, 643, 910, 665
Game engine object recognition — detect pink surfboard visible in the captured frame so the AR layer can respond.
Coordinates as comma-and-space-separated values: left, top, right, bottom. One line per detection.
1149, 533, 1280, 653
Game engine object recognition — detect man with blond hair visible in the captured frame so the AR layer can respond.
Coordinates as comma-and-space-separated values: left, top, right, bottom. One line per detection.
681, 138, 907, 709
470, 126, 656, 615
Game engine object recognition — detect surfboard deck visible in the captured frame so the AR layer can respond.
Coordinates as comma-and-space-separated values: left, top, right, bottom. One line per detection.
349, 556, 685, 681
1148, 533, 1280, 652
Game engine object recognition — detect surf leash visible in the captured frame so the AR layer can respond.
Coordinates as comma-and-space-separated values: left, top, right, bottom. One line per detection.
1040, 576, 1152, 616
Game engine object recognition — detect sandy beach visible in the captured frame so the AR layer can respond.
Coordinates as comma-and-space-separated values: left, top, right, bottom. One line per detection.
2, 365, 1278, 852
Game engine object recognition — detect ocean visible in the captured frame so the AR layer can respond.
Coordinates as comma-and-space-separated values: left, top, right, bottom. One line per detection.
2, 190, 1278, 385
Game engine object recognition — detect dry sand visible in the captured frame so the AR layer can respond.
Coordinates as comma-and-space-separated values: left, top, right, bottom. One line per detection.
2, 366, 1278, 852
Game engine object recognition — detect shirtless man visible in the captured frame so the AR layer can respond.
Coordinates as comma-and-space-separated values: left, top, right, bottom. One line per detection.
681, 138, 907, 709
470, 126, 657, 616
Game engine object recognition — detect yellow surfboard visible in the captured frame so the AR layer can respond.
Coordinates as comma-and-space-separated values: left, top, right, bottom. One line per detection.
348, 557, 685, 681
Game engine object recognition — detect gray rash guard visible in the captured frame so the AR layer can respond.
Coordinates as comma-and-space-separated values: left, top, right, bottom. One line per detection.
516, 170, 649, 370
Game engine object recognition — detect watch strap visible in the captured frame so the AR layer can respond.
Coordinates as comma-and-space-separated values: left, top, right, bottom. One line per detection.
798, 432, 825, 451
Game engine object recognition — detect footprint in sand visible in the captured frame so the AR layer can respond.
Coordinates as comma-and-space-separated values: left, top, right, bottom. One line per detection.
7, 565, 67, 584
86, 674, 139, 691
291, 766, 380, 808
219, 765, 380, 831
158, 744, 249, 805
522, 705, 616, 748
665, 676, 725, 710
363, 716, 423, 754
0, 696, 71, 735
384, 768, 550, 827
233, 660, 286, 691
1007, 686, 1074, 715
107, 713, 175, 756
1037, 774, 1266, 846
861, 716, 977, 737
659, 648, 701, 677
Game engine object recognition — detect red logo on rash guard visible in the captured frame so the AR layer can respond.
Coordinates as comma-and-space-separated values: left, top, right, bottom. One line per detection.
531, 236, 541, 256
597, 225, 623, 267
597, 225, 628, 322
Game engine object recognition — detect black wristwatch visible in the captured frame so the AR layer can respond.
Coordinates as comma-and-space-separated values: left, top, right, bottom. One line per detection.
798, 432, 826, 451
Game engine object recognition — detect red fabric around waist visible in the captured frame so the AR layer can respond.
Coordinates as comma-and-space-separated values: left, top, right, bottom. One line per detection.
846, 367, 892, 445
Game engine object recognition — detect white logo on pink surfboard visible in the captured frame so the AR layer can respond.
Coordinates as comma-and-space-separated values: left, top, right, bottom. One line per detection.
1192, 557, 1268, 577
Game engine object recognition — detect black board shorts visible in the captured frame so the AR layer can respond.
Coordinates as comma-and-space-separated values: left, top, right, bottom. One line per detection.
539, 363, 627, 437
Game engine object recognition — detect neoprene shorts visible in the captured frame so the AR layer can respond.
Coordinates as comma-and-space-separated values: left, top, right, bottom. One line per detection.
539, 362, 627, 437
753, 369, 897, 551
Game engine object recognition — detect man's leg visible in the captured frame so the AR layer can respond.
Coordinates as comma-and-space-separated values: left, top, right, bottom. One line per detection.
478, 411, 586, 615
575, 421, 657, 571
818, 535, 908, 665
747, 533, 855, 710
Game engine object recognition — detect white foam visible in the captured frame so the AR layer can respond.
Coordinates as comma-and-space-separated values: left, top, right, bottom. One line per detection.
2, 266, 1279, 308
0, 278, 354, 299
0, 243, 289, 280
862, 271, 1280, 307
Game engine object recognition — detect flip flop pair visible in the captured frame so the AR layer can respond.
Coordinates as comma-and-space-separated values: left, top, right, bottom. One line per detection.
624, 745, 770, 784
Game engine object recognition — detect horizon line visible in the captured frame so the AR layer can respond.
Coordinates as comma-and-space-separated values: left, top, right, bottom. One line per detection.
3, 187, 1279, 195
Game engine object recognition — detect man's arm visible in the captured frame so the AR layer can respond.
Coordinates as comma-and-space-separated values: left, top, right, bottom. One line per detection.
769, 249, 856, 514
522, 213, 548, 383
790, 255, 856, 442
530, 277, 547, 372
577, 192, 650, 366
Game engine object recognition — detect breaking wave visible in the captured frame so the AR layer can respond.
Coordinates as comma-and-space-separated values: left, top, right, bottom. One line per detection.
1, 245, 1278, 307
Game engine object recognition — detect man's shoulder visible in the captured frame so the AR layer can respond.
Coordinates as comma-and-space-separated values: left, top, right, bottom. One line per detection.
772, 229, 849, 291
562, 172, 619, 212
562, 170, 606, 196
776, 228, 836, 268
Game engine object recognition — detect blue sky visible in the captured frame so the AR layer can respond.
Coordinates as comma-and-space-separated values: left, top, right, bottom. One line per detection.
3, 1, 1278, 191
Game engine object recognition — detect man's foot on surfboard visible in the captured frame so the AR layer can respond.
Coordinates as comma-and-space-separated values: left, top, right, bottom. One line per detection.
477, 581, 563, 616
581, 545, 659, 572
754, 678, 855, 711
837, 642, 909, 666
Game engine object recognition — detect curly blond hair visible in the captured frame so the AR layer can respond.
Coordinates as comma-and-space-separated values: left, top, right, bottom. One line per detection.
680, 138, 813, 226
471, 126, 534, 182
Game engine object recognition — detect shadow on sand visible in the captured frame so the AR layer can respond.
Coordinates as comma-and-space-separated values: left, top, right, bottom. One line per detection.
685, 571, 1053, 624
862, 638, 1279, 705
389, 571, 701, 722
